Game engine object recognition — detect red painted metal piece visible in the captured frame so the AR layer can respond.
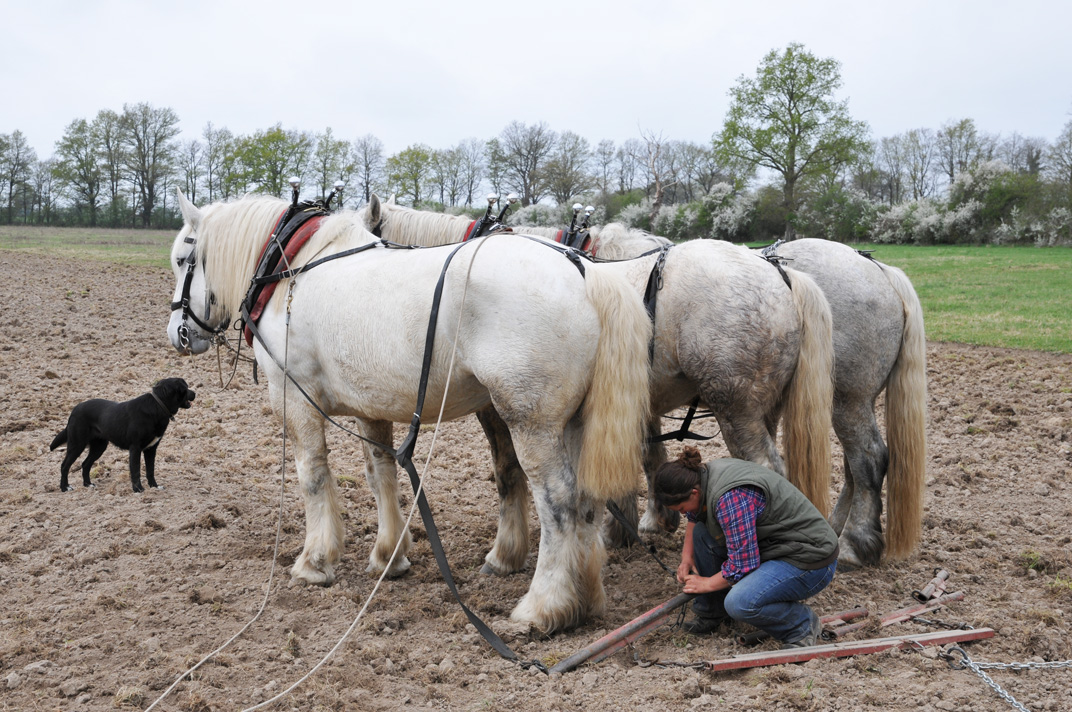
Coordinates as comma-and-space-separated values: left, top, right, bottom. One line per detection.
704, 627, 995, 672
737, 606, 870, 645
548, 593, 694, 674
828, 590, 966, 638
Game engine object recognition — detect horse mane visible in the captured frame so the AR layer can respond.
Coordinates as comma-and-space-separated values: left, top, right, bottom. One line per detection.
372, 203, 472, 246
512, 225, 561, 239
197, 194, 376, 320
589, 223, 672, 260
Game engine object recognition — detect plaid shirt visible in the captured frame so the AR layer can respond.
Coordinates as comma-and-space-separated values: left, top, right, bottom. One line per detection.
714, 485, 767, 583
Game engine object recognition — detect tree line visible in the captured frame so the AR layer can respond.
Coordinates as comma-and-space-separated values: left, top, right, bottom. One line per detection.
2, 43, 1071, 246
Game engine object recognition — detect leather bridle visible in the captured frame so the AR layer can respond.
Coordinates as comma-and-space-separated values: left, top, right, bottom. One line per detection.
170, 235, 229, 351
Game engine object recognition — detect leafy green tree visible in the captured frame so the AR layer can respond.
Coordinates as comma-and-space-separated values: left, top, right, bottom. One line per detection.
714, 42, 870, 239
53, 119, 102, 226
385, 144, 433, 205
311, 128, 352, 201
120, 102, 180, 227
236, 124, 314, 198
202, 122, 237, 202
0, 130, 36, 223
94, 109, 125, 225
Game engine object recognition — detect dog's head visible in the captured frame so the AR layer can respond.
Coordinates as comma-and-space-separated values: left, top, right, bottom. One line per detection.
154, 377, 196, 410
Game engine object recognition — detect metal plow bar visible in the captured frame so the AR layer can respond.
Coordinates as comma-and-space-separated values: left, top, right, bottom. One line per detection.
704, 627, 995, 672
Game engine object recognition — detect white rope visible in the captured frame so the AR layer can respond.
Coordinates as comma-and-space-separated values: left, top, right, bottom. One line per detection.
244, 236, 493, 711
144, 285, 295, 712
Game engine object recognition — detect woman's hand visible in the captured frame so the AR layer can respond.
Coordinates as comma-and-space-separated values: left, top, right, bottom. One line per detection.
682, 573, 723, 595
676, 556, 695, 584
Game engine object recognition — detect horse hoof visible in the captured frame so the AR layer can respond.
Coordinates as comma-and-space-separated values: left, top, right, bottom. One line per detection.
836, 540, 865, 571
480, 562, 505, 576
367, 557, 410, 578
292, 558, 336, 587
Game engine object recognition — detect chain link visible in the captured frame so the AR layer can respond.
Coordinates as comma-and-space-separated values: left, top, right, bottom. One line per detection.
939, 646, 1072, 712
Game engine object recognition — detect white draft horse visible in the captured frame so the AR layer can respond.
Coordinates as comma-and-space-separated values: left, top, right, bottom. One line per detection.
764, 239, 927, 568
166, 192, 653, 633
523, 223, 928, 568
360, 196, 836, 567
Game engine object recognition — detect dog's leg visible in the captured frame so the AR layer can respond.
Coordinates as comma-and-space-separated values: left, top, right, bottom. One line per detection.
60, 446, 84, 492
144, 446, 160, 489
79, 440, 107, 489
128, 448, 144, 492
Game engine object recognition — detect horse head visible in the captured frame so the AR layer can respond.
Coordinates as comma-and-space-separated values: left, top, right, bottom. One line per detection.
168, 191, 224, 354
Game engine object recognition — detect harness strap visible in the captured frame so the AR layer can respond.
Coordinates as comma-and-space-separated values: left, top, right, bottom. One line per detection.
605, 501, 676, 575
648, 397, 717, 443
514, 234, 588, 277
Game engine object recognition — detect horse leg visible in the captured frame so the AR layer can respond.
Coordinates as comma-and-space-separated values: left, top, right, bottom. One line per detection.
508, 426, 605, 633
358, 419, 411, 578
638, 417, 677, 534
286, 403, 345, 586
474, 406, 530, 575
715, 410, 787, 476
831, 403, 888, 569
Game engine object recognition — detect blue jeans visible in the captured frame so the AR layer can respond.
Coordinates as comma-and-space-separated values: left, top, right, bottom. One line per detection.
690, 521, 836, 644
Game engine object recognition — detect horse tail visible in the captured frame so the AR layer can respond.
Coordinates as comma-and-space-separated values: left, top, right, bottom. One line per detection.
50, 428, 68, 450
781, 269, 835, 519
578, 267, 652, 501
881, 265, 928, 559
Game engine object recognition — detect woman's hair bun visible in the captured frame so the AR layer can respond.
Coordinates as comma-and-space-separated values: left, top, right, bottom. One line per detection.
679, 446, 703, 471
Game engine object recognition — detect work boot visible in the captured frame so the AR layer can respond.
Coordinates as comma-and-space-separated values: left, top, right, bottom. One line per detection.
682, 615, 726, 635
780, 607, 822, 649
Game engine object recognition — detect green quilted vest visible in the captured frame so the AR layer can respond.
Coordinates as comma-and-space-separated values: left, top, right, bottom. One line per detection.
699, 458, 839, 570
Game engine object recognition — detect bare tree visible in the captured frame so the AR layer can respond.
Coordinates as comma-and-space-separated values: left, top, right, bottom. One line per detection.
877, 135, 906, 205
640, 129, 677, 224
593, 139, 616, 196
178, 139, 203, 204
311, 127, 351, 200
352, 134, 385, 205
616, 138, 643, 193
544, 131, 592, 205
903, 128, 938, 200
119, 102, 180, 227
496, 121, 556, 206
457, 138, 485, 207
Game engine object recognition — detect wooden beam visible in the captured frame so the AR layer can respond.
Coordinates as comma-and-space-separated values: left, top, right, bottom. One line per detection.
704, 627, 995, 672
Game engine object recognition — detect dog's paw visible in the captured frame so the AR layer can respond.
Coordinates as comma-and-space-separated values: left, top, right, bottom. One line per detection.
131, 485, 145, 493
150, 484, 164, 490
62, 485, 75, 492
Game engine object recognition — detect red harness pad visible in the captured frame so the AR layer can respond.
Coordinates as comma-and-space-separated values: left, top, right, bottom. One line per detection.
243, 214, 326, 346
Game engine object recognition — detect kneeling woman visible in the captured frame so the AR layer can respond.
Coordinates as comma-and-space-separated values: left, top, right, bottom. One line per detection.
655, 447, 838, 648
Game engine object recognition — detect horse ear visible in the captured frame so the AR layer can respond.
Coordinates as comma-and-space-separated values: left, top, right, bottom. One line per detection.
176, 189, 202, 231
367, 194, 381, 227
387, 194, 397, 205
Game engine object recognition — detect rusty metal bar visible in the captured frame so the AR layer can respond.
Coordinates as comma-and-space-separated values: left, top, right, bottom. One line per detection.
705, 627, 995, 672
913, 569, 950, 602
828, 590, 966, 638
548, 593, 694, 674
736, 606, 870, 645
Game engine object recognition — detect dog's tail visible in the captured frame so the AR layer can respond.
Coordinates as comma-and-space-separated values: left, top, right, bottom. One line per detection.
49, 429, 67, 451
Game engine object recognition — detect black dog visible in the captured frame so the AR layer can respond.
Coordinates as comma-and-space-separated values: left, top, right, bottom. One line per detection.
49, 377, 196, 492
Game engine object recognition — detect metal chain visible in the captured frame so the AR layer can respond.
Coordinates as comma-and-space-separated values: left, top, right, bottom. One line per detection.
940, 646, 1072, 712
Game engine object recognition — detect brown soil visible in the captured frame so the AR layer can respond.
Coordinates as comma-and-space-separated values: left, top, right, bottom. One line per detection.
2, 250, 1071, 712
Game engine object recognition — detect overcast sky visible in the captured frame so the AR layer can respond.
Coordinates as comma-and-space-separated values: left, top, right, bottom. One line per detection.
5, 0, 1071, 159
